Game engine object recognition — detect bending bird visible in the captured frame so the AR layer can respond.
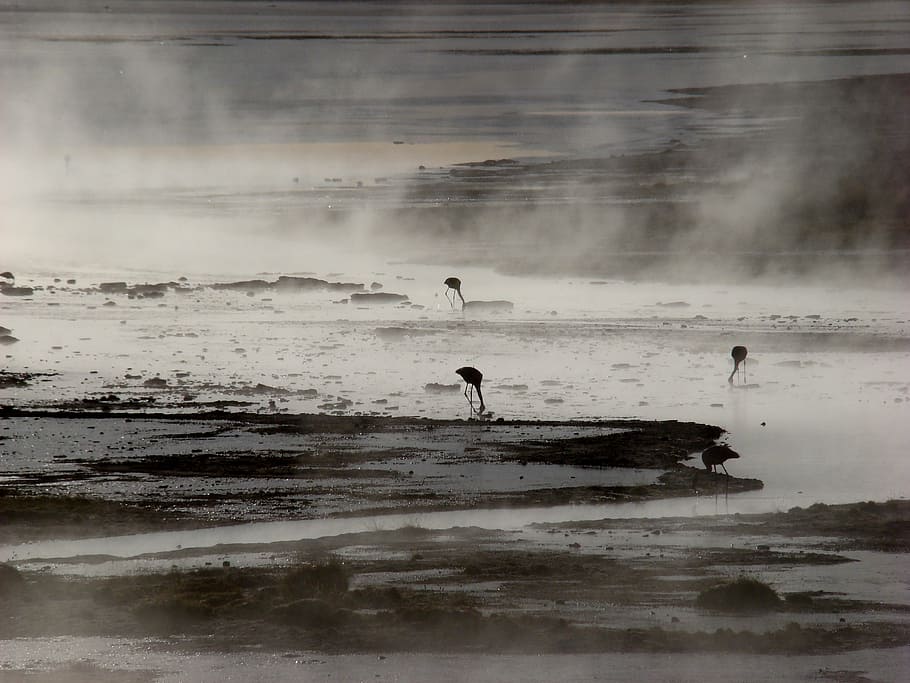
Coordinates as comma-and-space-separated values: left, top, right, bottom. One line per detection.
444, 277, 465, 309
455, 366, 485, 416
702, 444, 740, 475
729, 345, 748, 385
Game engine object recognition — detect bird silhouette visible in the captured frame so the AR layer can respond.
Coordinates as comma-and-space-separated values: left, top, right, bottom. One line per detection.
455, 366, 485, 417
702, 444, 739, 475
693, 444, 741, 497
728, 345, 748, 385
444, 277, 465, 309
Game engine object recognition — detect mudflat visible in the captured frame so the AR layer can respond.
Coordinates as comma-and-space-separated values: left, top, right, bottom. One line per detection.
1, 409, 908, 672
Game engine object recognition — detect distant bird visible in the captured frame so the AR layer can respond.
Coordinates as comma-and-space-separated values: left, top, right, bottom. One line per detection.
455, 366, 485, 416
728, 345, 748, 385
702, 444, 740, 476
444, 277, 465, 309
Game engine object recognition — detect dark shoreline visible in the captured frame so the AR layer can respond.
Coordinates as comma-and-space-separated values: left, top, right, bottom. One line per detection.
0, 408, 761, 542
2, 499, 908, 657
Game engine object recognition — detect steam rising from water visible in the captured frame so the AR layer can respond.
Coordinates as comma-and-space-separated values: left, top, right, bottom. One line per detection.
2, 2, 909, 282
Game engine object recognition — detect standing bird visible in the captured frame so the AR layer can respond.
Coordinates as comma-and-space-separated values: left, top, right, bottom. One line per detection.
444, 277, 465, 309
455, 366, 485, 417
728, 345, 748, 385
702, 444, 740, 476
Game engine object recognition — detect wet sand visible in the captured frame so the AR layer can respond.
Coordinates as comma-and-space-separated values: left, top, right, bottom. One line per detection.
0, 408, 753, 542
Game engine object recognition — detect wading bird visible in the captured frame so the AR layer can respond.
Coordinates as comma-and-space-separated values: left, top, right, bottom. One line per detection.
455, 366, 485, 416
729, 345, 748, 385
702, 444, 739, 475
693, 444, 741, 497
444, 277, 465, 309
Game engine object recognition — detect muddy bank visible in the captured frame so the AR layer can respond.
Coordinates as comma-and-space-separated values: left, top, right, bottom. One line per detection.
1, 501, 908, 657
0, 410, 759, 542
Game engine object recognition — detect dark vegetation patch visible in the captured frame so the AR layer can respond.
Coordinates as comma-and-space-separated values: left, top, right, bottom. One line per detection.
548, 500, 910, 554
0, 491, 194, 543
757, 500, 910, 552
0, 371, 57, 388
3, 556, 908, 655
500, 420, 723, 468
696, 578, 782, 613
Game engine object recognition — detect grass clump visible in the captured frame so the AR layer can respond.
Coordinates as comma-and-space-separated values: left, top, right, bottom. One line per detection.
282, 560, 348, 599
696, 577, 781, 613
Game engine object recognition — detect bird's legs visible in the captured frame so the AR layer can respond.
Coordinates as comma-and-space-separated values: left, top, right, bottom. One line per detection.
445, 288, 456, 309
463, 382, 476, 415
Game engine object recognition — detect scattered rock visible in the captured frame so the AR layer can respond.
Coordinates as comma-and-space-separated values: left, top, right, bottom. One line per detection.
424, 383, 460, 393
350, 292, 409, 304
0, 335, 18, 345
143, 377, 168, 388
0, 371, 28, 387
0, 287, 34, 297
274, 276, 364, 293
249, 383, 290, 395
318, 398, 354, 411
211, 279, 272, 291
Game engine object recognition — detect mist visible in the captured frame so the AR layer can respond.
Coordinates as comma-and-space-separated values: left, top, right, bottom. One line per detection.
3, 1, 908, 286
2, 4, 910, 679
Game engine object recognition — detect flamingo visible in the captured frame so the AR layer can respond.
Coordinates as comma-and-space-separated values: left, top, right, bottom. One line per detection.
455, 366, 485, 416
693, 444, 741, 497
729, 346, 748, 385
444, 277, 465, 309
702, 444, 739, 475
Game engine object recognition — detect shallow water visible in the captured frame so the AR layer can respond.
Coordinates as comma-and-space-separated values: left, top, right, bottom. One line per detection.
2, 266, 908, 508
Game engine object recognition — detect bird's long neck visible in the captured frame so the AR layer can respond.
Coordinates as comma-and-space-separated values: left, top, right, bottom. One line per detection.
474, 384, 484, 411
457, 289, 465, 305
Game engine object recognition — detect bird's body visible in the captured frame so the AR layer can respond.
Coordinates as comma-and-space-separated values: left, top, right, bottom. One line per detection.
455, 366, 484, 416
702, 444, 740, 475
444, 277, 465, 308
729, 345, 748, 384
